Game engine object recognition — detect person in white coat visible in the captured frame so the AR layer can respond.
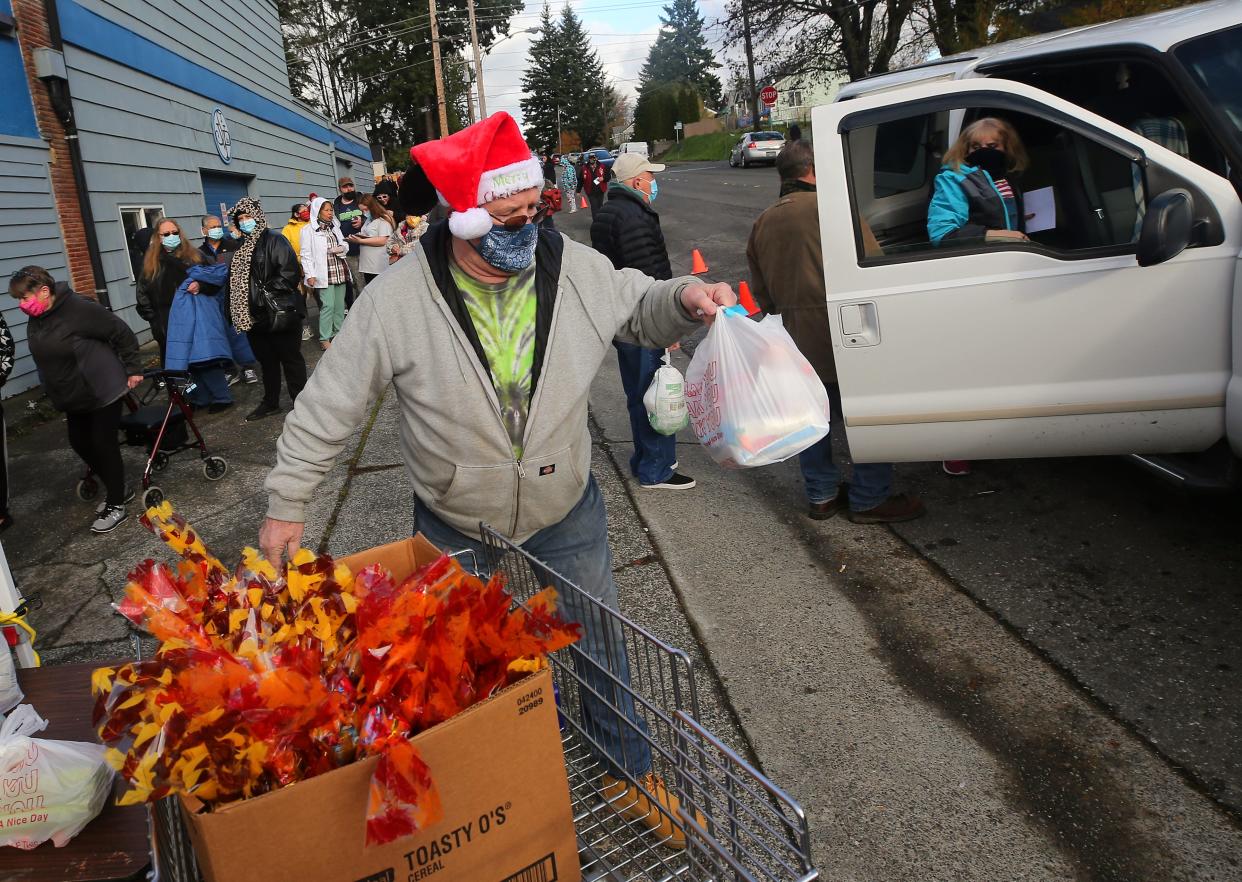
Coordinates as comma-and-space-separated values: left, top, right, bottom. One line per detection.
299, 197, 349, 349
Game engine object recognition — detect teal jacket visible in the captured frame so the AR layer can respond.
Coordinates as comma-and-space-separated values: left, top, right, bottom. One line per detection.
927, 164, 1024, 245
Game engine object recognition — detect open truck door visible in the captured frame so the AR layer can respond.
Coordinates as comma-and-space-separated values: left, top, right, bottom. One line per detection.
812, 79, 1240, 464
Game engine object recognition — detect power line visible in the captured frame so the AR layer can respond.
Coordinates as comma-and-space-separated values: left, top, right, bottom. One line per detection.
347, 0, 682, 43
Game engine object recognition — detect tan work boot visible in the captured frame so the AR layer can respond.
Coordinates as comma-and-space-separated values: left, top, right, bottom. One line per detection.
599, 772, 700, 850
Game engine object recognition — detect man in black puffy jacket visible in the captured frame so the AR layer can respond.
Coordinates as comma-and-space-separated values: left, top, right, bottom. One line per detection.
589, 154, 694, 491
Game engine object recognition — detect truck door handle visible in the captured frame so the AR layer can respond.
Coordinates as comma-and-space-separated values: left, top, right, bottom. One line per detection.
839, 301, 880, 347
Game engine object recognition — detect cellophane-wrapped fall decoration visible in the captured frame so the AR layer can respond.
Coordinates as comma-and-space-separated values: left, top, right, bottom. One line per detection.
92, 503, 580, 845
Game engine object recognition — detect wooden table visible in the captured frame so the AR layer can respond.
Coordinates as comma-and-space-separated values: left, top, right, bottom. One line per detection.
0, 661, 151, 881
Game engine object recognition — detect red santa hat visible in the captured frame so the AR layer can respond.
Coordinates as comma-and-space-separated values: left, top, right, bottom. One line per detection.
410, 112, 544, 240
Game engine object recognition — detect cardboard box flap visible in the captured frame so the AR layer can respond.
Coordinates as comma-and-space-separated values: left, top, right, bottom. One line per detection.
338, 534, 444, 582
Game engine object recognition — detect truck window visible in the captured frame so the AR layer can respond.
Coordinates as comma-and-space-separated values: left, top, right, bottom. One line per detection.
1174, 26, 1242, 155
993, 57, 1229, 179
844, 106, 1147, 262
873, 115, 937, 198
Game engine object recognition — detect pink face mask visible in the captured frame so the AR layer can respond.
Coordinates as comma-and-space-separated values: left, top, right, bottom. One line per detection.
19, 295, 49, 317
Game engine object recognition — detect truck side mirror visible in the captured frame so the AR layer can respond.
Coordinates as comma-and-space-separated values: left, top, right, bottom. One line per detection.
1137, 188, 1193, 267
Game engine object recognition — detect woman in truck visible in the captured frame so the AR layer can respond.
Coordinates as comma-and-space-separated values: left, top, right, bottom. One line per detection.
928, 117, 1031, 476
928, 117, 1031, 247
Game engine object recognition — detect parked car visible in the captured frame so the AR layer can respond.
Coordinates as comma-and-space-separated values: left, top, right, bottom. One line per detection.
619, 141, 649, 156
730, 131, 786, 168
815, 0, 1242, 489
609, 148, 620, 158
582, 147, 616, 171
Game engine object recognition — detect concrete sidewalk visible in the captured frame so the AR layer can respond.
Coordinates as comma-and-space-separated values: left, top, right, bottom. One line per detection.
589, 345, 1242, 881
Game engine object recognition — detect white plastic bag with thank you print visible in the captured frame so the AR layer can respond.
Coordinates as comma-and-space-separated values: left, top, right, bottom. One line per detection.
0, 704, 114, 849
685, 306, 830, 468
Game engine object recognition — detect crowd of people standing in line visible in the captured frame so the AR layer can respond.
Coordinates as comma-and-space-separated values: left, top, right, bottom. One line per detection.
4, 174, 426, 536
539, 150, 615, 219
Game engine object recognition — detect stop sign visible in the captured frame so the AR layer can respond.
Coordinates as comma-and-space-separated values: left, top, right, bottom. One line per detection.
760, 85, 778, 107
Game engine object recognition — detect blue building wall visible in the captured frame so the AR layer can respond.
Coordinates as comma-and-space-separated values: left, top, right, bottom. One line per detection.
0, 0, 39, 139
54, 0, 372, 329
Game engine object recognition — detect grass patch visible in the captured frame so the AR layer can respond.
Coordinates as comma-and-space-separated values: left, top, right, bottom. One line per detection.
661, 131, 741, 162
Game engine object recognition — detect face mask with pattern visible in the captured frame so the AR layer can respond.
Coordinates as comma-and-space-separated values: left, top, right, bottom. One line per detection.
474, 223, 538, 273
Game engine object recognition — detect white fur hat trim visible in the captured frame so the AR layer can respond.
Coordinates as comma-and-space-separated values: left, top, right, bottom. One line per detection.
448, 206, 494, 240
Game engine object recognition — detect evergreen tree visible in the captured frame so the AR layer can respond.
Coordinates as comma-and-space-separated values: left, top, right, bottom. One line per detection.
677, 87, 700, 126
281, 0, 523, 160
520, 4, 567, 152
634, 82, 680, 142
557, 4, 611, 148
638, 0, 722, 108
520, 4, 610, 150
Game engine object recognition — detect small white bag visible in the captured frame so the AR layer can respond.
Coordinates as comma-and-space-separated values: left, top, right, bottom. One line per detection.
0, 704, 114, 849
643, 350, 690, 436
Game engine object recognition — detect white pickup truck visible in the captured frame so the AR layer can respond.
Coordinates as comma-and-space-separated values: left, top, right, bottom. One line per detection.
812, 0, 1242, 488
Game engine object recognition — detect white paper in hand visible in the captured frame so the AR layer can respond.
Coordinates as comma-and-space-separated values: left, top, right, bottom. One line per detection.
643, 351, 689, 436
1024, 186, 1056, 233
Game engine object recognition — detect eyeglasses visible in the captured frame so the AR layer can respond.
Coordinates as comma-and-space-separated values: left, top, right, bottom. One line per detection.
487, 208, 540, 231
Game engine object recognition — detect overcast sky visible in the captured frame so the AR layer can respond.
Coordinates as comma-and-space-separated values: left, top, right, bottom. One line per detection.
471, 0, 733, 128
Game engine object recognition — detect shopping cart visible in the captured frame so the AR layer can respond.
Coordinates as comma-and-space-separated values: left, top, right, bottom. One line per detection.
478, 525, 818, 882
146, 525, 819, 882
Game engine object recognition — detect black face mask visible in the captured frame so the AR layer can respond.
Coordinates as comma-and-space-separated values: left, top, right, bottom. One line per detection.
966, 146, 1008, 179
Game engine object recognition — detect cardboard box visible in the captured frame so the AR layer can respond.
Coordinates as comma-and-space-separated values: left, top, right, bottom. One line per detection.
181, 536, 581, 882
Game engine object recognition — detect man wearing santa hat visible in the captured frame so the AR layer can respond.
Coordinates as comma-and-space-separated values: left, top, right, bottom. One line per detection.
259, 112, 733, 848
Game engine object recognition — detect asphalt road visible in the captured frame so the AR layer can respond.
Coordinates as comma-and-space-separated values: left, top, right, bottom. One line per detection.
557, 160, 1242, 819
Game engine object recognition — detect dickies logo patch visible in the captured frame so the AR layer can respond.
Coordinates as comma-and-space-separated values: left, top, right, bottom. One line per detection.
539, 464, 556, 476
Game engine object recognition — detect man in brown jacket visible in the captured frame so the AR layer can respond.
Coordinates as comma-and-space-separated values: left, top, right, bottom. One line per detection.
746, 140, 924, 524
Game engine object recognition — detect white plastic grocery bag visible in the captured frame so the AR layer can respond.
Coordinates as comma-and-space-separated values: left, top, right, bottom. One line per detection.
643, 350, 690, 435
0, 704, 114, 849
685, 306, 831, 468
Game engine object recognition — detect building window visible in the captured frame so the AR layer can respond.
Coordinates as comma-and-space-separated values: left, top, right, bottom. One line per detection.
119, 205, 165, 281
788, 90, 803, 108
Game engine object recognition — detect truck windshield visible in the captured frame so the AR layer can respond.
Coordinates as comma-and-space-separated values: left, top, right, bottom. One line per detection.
1174, 25, 1242, 151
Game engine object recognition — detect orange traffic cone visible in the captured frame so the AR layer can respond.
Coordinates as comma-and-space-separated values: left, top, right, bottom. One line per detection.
738, 280, 759, 315
690, 249, 709, 274
580, 195, 588, 209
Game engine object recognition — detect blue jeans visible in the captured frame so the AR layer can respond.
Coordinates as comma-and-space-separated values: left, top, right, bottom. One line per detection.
614, 341, 676, 485
188, 363, 232, 406
800, 382, 892, 511
413, 475, 654, 777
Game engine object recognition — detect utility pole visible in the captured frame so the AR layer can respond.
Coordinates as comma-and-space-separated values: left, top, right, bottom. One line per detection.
740, 0, 760, 132
429, 0, 449, 136
467, 0, 487, 119
465, 66, 476, 124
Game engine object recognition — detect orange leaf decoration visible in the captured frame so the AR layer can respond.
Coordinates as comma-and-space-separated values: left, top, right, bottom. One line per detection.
94, 504, 580, 846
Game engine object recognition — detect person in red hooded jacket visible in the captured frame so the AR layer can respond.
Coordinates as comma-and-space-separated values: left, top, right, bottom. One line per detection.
578, 151, 612, 216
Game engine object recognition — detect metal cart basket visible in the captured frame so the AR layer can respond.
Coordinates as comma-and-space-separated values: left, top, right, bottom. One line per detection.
478, 525, 818, 882
149, 526, 819, 882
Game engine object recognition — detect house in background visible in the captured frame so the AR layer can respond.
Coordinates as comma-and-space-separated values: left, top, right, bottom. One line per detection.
768, 71, 847, 126
723, 71, 847, 131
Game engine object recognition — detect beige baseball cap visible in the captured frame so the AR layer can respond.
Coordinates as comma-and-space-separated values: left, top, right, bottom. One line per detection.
612, 153, 665, 181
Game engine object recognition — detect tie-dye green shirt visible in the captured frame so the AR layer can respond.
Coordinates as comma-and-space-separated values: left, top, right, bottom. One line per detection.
449, 260, 538, 458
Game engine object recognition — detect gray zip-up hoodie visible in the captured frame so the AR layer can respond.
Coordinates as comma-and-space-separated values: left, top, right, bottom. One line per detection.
264, 231, 700, 542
